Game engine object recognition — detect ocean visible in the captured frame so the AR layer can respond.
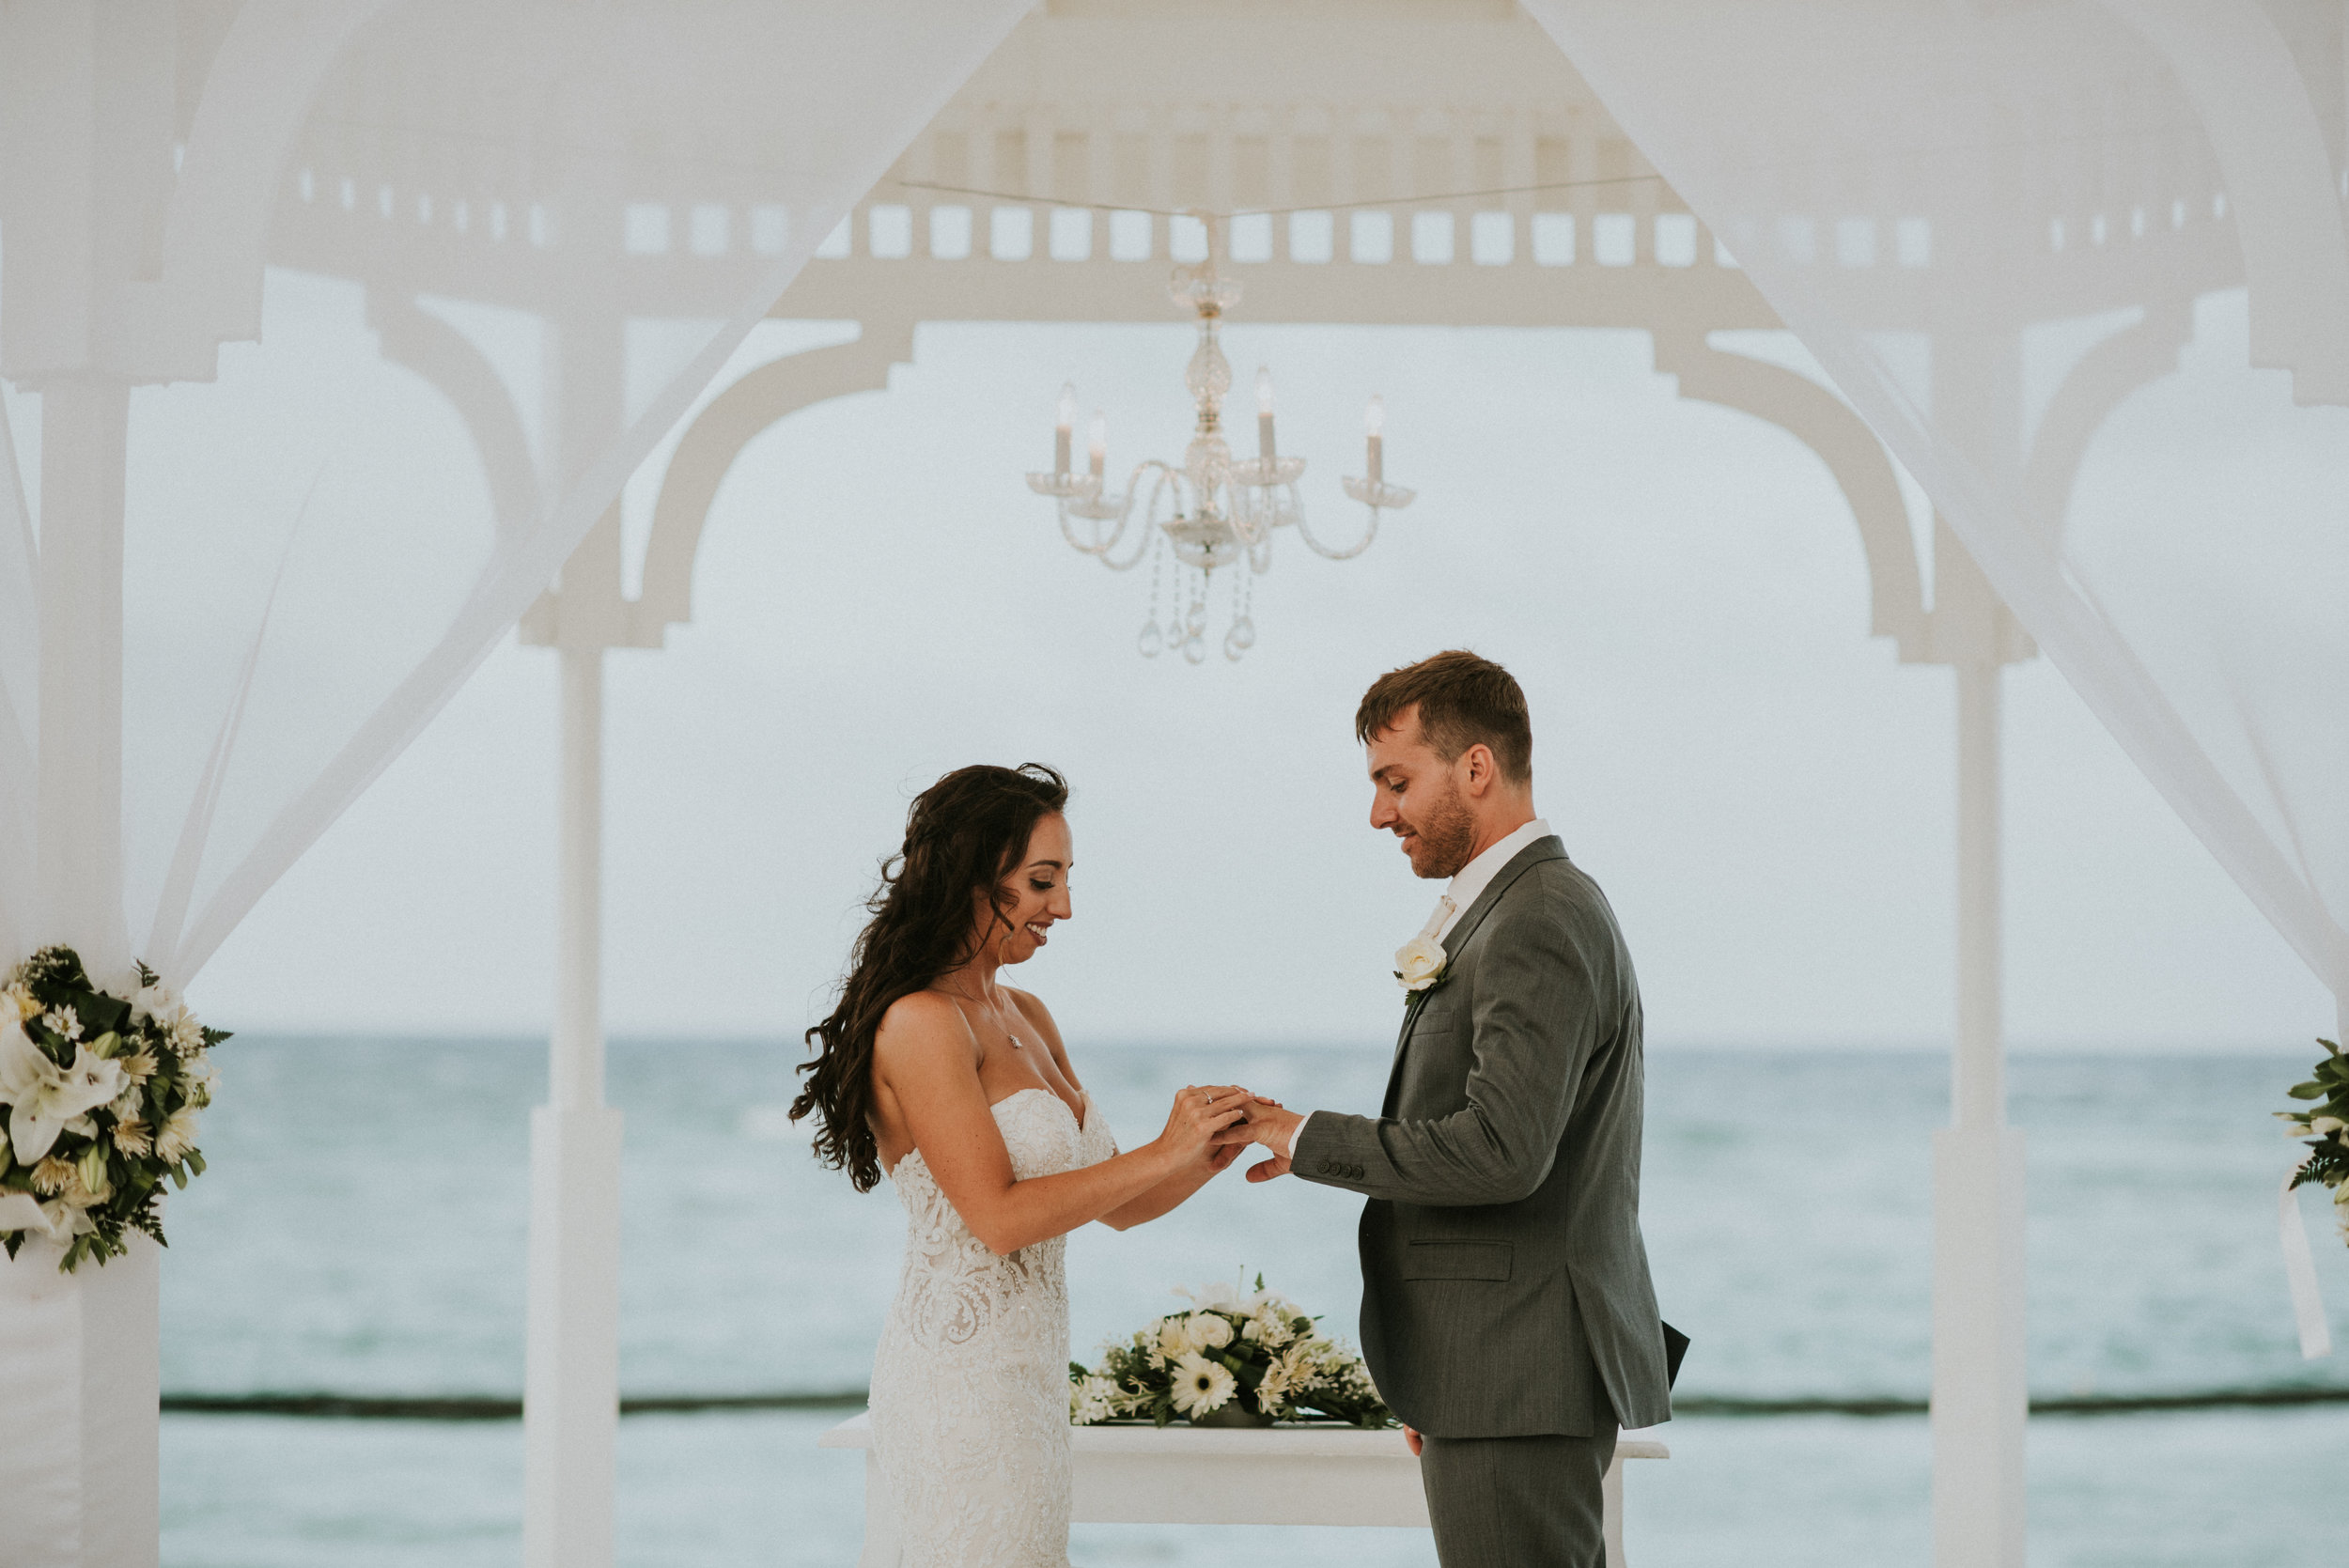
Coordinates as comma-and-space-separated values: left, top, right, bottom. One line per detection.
155, 1036, 2349, 1566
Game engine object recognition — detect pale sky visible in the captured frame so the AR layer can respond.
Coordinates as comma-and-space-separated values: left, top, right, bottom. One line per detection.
188, 313, 2331, 1050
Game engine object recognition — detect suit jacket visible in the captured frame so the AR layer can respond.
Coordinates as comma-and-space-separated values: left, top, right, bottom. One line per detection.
1292, 835, 1671, 1437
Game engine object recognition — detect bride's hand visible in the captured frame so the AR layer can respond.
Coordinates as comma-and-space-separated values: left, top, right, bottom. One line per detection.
1158, 1084, 1254, 1166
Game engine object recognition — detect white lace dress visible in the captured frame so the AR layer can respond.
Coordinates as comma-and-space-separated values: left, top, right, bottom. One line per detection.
869, 1088, 1118, 1567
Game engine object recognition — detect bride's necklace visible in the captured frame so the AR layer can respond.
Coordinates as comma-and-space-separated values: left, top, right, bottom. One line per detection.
941, 981, 1024, 1049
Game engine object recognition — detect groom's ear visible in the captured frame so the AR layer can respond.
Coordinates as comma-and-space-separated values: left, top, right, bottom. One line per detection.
1459, 742, 1500, 798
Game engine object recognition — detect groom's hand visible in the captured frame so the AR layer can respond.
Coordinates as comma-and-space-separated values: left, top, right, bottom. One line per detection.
1215, 1097, 1300, 1152
1244, 1153, 1292, 1183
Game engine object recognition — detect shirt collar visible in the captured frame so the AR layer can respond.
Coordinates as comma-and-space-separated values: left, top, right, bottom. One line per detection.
1439, 817, 1551, 939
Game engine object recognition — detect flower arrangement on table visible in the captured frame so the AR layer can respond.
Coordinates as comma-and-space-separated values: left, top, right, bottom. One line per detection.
1069, 1275, 1395, 1429
2279, 1037, 2349, 1244
0, 946, 227, 1273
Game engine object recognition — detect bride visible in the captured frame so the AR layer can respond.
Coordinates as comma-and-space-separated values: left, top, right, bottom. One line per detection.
790, 763, 1255, 1567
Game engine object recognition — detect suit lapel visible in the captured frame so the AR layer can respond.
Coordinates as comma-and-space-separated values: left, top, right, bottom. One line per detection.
1380, 836, 1568, 1114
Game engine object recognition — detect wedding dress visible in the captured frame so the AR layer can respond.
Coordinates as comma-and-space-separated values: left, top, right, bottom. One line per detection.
868, 1086, 1117, 1566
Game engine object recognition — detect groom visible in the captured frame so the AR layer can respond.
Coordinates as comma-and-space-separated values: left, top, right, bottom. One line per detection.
1223, 650, 1671, 1567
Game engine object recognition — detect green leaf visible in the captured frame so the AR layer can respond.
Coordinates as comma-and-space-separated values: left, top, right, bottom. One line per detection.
2288, 1082, 2326, 1099
70, 989, 130, 1038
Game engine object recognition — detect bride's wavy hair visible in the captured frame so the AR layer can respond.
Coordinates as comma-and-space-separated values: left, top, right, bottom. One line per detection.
790, 763, 1071, 1191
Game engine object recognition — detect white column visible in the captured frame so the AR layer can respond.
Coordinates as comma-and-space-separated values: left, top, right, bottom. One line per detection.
0, 374, 157, 1568
1931, 657, 2027, 1568
0, 1235, 160, 1568
522, 642, 624, 1568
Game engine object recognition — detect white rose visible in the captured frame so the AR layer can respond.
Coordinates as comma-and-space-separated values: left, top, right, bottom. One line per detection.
1187, 1312, 1235, 1352
1393, 935, 1446, 993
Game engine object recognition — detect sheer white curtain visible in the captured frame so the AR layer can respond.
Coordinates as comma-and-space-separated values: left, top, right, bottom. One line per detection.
1, 8, 1027, 1565
1525, 0, 2349, 1017
0, 0, 1028, 991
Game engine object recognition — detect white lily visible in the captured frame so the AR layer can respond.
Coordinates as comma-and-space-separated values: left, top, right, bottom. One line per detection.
1176, 1279, 1268, 1315
0, 1021, 126, 1165
0, 1189, 93, 1242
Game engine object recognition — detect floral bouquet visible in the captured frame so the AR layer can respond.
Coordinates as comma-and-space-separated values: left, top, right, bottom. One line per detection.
2279, 1038, 2349, 1243
0, 946, 226, 1273
1068, 1275, 1394, 1429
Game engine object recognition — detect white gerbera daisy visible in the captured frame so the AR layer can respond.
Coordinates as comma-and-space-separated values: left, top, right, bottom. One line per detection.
1170, 1352, 1237, 1417
41, 1006, 82, 1042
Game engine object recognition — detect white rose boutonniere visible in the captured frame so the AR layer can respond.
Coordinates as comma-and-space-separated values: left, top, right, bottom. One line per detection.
1392, 895, 1456, 997
1393, 935, 1446, 994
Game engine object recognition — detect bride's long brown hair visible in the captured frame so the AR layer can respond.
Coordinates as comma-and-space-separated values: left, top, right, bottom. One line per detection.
790, 763, 1071, 1191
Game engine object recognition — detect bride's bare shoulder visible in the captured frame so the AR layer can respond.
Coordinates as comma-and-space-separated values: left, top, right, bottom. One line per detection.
875, 991, 981, 1069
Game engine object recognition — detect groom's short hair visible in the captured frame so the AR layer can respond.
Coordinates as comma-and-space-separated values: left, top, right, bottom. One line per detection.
1356, 650, 1533, 784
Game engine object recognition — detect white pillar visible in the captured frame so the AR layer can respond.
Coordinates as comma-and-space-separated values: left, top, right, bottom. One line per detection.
0, 374, 157, 1568
1931, 657, 2027, 1568
522, 643, 624, 1568
0, 1235, 160, 1568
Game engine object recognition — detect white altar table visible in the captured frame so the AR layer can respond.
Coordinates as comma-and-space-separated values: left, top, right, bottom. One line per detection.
818, 1412, 1669, 1566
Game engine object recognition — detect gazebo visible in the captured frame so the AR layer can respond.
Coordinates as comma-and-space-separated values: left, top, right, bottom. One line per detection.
2, 4, 2340, 1567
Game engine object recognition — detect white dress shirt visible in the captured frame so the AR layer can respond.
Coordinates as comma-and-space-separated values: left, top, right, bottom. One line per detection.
1285, 816, 1553, 1160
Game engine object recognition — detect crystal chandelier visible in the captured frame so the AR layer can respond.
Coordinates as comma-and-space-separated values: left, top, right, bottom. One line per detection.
1025, 217, 1415, 663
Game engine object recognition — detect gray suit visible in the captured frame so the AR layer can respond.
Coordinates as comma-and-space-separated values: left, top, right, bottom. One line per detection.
1293, 836, 1669, 1565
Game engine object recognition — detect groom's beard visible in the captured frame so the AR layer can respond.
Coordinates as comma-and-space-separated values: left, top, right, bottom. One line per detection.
1405, 782, 1478, 879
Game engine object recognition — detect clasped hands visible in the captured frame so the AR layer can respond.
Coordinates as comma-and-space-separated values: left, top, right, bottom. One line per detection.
1164, 1084, 1300, 1181
1216, 1091, 1302, 1184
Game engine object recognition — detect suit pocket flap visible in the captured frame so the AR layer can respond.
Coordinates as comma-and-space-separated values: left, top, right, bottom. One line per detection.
1402, 1240, 1513, 1282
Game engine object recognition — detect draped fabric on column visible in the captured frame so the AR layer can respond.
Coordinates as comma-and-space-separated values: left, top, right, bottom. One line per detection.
1524, 1, 2349, 1015
0, 8, 1024, 1565
0, 0, 1028, 994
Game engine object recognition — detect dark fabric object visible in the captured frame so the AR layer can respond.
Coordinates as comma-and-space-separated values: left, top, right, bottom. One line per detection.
1664, 1321, 1690, 1389
1292, 837, 1672, 1436
1417, 1421, 1618, 1568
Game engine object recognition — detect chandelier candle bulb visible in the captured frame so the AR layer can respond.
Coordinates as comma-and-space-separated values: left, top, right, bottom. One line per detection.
1055, 382, 1077, 474
1256, 365, 1277, 459
1364, 395, 1385, 483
